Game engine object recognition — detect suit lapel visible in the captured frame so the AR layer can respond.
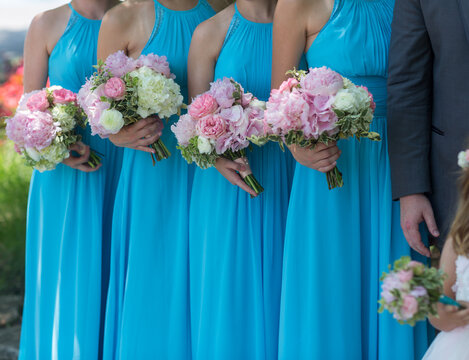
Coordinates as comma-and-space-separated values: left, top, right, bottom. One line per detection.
458, 0, 469, 43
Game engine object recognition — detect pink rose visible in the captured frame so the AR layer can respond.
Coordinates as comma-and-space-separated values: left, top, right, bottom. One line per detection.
171, 114, 197, 146
301, 66, 344, 96
52, 88, 76, 104
189, 93, 218, 119
196, 114, 227, 139
278, 77, 299, 93
26, 90, 49, 112
397, 270, 413, 283
401, 295, 419, 320
104, 77, 126, 100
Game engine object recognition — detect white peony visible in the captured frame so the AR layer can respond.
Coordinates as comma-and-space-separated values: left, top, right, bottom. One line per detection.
99, 109, 124, 134
52, 104, 76, 132
197, 136, 213, 154
130, 67, 184, 119
333, 89, 358, 113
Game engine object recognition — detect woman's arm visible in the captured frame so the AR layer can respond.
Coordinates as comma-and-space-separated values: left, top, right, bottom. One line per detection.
97, 3, 162, 153
272, 0, 339, 172
187, 11, 256, 196
429, 238, 469, 331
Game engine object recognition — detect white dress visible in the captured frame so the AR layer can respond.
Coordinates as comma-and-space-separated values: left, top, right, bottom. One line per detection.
423, 255, 469, 360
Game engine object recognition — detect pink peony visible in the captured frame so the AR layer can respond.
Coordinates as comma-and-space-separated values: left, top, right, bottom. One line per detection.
24, 111, 57, 150
397, 270, 414, 283
5, 112, 29, 145
300, 66, 344, 96
401, 295, 419, 320
240, 91, 253, 107
220, 105, 248, 136
189, 93, 218, 119
88, 101, 111, 137
136, 54, 174, 79
410, 286, 427, 298
104, 50, 137, 77
171, 114, 197, 146
381, 290, 395, 303
278, 77, 299, 93
26, 90, 49, 112
196, 114, 227, 139
52, 88, 76, 104
104, 77, 126, 100
308, 95, 339, 137
209, 78, 236, 108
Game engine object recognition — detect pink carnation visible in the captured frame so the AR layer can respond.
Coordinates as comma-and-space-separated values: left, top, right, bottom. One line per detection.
196, 114, 227, 140
24, 111, 57, 150
52, 88, 76, 104
26, 90, 49, 112
300, 66, 344, 96
401, 295, 419, 320
209, 78, 236, 108
171, 114, 197, 146
104, 50, 137, 77
104, 77, 126, 100
189, 93, 218, 119
136, 54, 175, 79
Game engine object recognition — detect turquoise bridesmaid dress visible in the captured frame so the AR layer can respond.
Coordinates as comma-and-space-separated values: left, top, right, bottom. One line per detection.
19, 4, 123, 359
278, 1, 431, 359
189, 5, 295, 360
101, 1, 214, 359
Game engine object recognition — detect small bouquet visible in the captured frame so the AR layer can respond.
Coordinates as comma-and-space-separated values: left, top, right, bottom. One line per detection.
378, 256, 463, 326
171, 78, 265, 195
78, 50, 184, 164
250, 67, 380, 189
5, 86, 101, 171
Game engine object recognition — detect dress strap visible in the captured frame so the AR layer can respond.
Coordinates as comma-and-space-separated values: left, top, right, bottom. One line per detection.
141, 1, 165, 53
221, 7, 241, 49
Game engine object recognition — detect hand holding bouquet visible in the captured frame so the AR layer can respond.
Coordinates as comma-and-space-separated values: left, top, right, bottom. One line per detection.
171, 78, 265, 196
78, 51, 184, 164
5, 86, 101, 171
250, 67, 380, 189
378, 256, 464, 326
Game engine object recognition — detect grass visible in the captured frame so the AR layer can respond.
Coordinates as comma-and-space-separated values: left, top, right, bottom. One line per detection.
0, 127, 31, 295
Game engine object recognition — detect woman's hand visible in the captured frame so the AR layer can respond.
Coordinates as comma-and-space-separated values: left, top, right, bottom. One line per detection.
289, 142, 341, 172
215, 157, 258, 197
62, 141, 102, 173
109, 116, 163, 153
431, 301, 469, 332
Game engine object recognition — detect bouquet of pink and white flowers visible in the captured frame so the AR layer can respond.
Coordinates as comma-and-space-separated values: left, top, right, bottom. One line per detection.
378, 256, 462, 326
250, 67, 380, 189
78, 50, 184, 163
5, 86, 101, 171
171, 78, 265, 195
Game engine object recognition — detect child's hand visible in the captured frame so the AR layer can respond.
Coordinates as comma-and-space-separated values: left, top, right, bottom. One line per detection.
438, 301, 469, 330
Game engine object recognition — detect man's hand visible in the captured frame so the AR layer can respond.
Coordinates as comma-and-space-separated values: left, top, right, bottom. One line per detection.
400, 194, 440, 257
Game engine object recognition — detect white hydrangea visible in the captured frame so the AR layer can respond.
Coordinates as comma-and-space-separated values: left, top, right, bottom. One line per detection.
100, 109, 125, 134
197, 136, 213, 154
130, 67, 184, 119
41, 142, 70, 163
52, 104, 76, 132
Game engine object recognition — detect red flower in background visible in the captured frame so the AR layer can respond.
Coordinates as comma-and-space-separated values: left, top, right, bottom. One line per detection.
0, 64, 24, 117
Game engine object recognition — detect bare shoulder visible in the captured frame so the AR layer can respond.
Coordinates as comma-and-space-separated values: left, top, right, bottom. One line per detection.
27, 4, 70, 53
192, 4, 234, 53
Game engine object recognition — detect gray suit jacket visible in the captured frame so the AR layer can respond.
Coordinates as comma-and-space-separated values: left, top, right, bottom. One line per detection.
387, 0, 469, 244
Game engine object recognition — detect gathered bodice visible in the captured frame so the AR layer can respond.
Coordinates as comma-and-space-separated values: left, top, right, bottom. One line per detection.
48, 3, 101, 93
306, 0, 394, 116
141, 0, 215, 101
214, 4, 272, 101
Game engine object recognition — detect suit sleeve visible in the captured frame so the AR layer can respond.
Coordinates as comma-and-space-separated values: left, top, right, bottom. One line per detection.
387, 0, 434, 200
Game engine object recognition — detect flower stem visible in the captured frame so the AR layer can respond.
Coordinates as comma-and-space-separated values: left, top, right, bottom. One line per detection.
87, 150, 102, 168
150, 139, 171, 165
326, 166, 343, 190
244, 174, 264, 196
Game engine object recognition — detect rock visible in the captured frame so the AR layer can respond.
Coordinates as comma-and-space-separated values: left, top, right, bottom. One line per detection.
0, 324, 20, 360
0, 296, 21, 328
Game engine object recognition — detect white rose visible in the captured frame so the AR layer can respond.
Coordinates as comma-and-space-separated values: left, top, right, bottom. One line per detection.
197, 136, 213, 154
351, 87, 371, 109
99, 109, 124, 134
52, 104, 76, 132
250, 99, 266, 111
333, 89, 358, 113
25, 147, 41, 162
